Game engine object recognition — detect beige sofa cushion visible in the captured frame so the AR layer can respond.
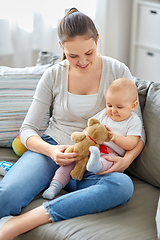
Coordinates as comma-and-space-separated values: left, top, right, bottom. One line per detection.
127, 79, 160, 188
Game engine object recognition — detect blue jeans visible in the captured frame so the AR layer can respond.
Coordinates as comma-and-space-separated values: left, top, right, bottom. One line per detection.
0, 135, 134, 220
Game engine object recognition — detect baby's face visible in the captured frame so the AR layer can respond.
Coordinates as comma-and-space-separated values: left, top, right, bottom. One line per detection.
106, 90, 135, 122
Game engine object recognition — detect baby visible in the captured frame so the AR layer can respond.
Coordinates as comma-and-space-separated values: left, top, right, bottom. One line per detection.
87, 78, 142, 173
43, 78, 142, 199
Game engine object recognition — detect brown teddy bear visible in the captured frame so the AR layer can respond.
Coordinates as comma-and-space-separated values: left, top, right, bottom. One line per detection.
65, 117, 111, 181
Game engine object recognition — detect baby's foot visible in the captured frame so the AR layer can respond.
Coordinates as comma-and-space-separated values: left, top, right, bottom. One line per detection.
42, 180, 63, 200
87, 146, 102, 173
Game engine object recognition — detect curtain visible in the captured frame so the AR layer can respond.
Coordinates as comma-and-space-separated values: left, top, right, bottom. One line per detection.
0, 0, 132, 68
95, 0, 132, 66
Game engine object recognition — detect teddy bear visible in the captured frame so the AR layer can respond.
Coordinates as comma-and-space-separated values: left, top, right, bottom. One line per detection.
65, 117, 111, 181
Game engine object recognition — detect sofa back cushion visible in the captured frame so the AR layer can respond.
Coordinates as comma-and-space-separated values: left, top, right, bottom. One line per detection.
127, 78, 160, 188
0, 65, 50, 147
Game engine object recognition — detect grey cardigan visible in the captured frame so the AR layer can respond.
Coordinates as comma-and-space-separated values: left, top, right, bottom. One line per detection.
20, 56, 144, 147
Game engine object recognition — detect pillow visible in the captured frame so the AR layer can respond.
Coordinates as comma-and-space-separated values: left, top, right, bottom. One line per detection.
127, 80, 160, 188
134, 77, 153, 112
0, 65, 50, 147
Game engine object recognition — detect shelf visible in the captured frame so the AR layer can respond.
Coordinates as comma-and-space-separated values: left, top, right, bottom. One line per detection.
138, 0, 160, 8
134, 42, 160, 52
129, 0, 160, 82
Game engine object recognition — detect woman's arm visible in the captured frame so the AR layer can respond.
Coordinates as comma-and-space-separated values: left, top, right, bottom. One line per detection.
20, 67, 79, 166
26, 135, 79, 166
97, 138, 144, 174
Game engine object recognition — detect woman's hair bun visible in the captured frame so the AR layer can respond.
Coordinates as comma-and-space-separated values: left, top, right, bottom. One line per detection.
65, 8, 79, 16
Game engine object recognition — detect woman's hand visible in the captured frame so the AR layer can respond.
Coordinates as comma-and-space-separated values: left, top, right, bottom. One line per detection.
97, 139, 144, 175
48, 144, 79, 166
26, 136, 79, 166
96, 155, 129, 175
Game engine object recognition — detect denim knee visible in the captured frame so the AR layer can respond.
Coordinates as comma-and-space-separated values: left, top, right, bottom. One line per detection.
117, 172, 134, 201
0, 183, 22, 217
101, 172, 134, 203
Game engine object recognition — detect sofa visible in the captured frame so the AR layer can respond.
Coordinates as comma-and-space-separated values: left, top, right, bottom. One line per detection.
0, 63, 160, 240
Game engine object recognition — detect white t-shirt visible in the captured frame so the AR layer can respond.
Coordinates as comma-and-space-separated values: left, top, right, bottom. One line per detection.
94, 108, 142, 156
67, 92, 98, 118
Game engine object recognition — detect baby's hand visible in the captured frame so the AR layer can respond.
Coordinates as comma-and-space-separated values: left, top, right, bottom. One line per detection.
110, 132, 116, 142
104, 125, 111, 132
104, 125, 114, 142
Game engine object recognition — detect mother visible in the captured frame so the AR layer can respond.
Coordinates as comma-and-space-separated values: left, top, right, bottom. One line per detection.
0, 8, 145, 240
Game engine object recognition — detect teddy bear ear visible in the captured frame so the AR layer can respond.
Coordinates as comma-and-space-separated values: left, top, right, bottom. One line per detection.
71, 132, 86, 142
88, 117, 100, 127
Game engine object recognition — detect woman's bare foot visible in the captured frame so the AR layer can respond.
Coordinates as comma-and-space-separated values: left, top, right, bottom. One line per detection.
0, 217, 16, 240
0, 206, 51, 240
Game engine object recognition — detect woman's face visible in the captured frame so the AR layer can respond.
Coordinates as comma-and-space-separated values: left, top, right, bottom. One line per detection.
62, 36, 98, 72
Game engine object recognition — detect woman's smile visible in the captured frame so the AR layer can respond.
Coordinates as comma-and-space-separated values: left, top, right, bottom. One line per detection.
77, 62, 90, 69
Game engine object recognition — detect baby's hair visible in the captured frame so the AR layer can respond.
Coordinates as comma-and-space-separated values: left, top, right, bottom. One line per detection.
107, 78, 138, 102
58, 8, 99, 60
